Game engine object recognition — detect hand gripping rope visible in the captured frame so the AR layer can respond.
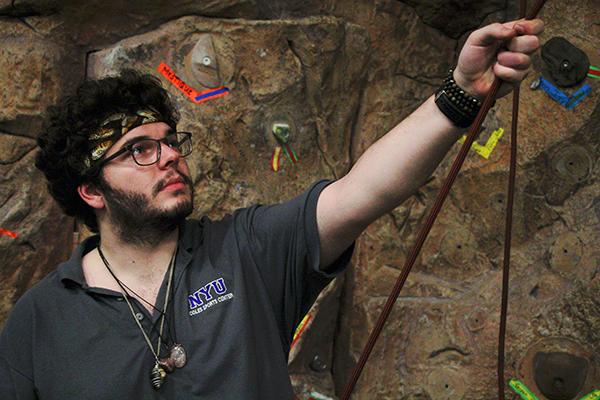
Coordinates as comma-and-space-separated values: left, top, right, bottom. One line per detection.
340, 1, 548, 399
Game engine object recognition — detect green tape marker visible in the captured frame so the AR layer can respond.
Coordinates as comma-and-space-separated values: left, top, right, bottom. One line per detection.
589, 65, 600, 79
509, 379, 539, 400
580, 389, 600, 400
509, 379, 599, 400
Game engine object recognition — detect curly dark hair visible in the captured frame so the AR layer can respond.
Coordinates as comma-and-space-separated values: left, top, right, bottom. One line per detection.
35, 69, 179, 233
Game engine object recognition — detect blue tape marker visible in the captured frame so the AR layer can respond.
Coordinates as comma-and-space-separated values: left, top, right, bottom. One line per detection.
194, 87, 230, 102
565, 85, 591, 110
538, 77, 591, 110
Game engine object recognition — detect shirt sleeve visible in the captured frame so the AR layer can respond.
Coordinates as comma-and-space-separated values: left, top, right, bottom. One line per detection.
0, 296, 38, 400
232, 179, 355, 349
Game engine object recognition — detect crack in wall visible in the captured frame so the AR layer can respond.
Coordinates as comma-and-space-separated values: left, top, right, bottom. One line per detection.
285, 37, 339, 179
394, 71, 442, 87
0, 0, 56, 34
0, 128, 36, 140
0, 144, 36, 165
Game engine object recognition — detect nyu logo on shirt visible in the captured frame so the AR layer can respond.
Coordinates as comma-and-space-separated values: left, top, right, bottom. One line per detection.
188, 277, 234, 316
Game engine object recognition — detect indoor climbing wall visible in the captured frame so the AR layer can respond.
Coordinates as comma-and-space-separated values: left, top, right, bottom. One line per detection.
0, 0, 598, 399
330, 1, 600, 399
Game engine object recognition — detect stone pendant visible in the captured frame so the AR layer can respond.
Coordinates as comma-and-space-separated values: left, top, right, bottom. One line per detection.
150, 362, 166, 390
158, 344, 187, 374
170, 344, 187, 369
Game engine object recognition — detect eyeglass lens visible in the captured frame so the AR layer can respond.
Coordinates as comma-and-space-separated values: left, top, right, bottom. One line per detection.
131, 133, 192, 166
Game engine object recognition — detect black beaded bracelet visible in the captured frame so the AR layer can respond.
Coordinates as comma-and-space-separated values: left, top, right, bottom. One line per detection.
434, 69, 483, 128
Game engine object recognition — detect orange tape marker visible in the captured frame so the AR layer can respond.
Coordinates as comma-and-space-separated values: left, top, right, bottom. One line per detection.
157, 62, 229, 104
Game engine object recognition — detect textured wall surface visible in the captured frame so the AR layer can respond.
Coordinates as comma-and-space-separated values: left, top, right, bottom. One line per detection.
0, 0, 598, 399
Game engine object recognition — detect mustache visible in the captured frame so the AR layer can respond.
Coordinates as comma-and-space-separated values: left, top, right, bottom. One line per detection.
152, 170, 193, 196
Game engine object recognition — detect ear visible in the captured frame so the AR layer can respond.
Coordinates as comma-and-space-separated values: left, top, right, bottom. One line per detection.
77, 182, 105, 210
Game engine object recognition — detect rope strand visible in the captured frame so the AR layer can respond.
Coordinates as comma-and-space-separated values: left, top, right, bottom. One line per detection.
340, 2, 547, 398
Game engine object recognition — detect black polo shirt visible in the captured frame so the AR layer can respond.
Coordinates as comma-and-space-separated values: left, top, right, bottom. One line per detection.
0, 179, 354, 400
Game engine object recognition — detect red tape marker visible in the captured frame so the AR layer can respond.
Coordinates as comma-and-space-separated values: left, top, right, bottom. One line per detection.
0, 228, 18, 239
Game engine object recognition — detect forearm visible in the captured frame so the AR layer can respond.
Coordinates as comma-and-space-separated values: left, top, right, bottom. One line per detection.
317, 19, 543, 268
340, 95, 463, 225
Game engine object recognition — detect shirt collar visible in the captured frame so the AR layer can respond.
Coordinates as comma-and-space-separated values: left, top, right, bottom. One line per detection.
57, 234, 99, 287
58, 218, 202, 288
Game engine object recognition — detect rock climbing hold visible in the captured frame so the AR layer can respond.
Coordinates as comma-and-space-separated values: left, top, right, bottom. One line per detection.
542, 37, 590, 87
548, 231, 583, 275
309, 354, 328, 373
187, 34, 221, 88
533, 352, 588, 400
550, 144, 593, 183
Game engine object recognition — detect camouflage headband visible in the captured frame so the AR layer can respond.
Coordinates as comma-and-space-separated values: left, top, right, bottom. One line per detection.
84, 108, 164, 169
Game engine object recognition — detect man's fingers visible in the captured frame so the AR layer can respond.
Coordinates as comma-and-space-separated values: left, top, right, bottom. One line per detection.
503, 18, 545, 36
468, 22, 516, 47
497, 51, 532, 70
506, 35, 541, 54
468, 19, 545, 48
493, 62, 530, 83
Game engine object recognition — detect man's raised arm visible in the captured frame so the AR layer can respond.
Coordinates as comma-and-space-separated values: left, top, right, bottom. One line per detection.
316, 19, 544, 268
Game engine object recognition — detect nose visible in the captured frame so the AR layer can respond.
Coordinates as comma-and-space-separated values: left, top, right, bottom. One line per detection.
157, 141, 181, 169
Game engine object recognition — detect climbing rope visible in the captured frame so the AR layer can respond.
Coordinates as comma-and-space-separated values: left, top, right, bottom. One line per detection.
340, 1, 547, 398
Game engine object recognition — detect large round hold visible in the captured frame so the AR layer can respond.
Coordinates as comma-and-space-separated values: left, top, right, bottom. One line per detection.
541, 37, 590, 88
533, 351, 588, 400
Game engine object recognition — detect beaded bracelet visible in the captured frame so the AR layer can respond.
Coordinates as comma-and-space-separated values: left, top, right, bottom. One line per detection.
434, 69, 483, 128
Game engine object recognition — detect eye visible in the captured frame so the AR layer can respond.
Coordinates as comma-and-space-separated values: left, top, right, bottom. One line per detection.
166, 136, 179, 148
130, 140, 154, 156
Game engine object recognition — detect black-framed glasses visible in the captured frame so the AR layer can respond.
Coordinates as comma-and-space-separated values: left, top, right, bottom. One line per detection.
95, 132, 193, 170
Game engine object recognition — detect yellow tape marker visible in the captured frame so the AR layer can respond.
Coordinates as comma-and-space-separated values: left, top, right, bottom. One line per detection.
290, 313, 312, 349
457, 127, 505, 159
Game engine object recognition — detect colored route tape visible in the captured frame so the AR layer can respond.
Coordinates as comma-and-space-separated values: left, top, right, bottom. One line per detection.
157, 62, 229, 104
283, 143, 299, 164
271, 143, 299, 172
509, 379, 539, 400
290, 314, 312, 349
271, 146, 282, 172
457, 127, 504, 159
0, 228, 18, 239
194, 87, 230, 102
588, 67, 600, 79
308, 392, 334, 400
580, 390, 600, 400
509, 379, 599, 400
538, 77, 591, 110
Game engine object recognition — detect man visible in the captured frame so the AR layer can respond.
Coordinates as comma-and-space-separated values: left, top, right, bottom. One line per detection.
0, 19, 543, 399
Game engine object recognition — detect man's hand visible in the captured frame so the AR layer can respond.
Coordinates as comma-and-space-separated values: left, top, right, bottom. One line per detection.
454, 19, 545, 100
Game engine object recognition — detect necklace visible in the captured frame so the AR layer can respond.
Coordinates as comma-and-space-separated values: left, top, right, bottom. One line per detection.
97, 246, 187, 390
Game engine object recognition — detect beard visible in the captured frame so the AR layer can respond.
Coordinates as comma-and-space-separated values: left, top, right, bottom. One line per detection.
98, 171, 194, 246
